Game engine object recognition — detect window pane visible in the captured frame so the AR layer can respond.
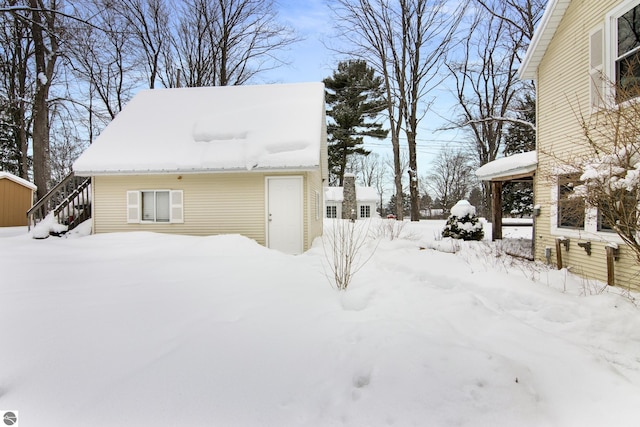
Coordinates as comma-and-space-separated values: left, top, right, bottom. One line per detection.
142, 191, 155, 221
598, 191, 637, 233
156, 191, 170, 222
360, 205, 370, 218
618, 5, 640, 56
616, 49, 640, 101
558, 174, 585, 228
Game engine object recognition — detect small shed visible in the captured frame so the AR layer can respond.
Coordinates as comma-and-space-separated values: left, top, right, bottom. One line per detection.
325, 174, 378, 219
0, 172, 37, 227
72, 82, 328, 255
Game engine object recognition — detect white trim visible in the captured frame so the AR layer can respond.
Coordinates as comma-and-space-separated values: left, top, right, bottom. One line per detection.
519, 0, 572, 80
75, 166, 318, 177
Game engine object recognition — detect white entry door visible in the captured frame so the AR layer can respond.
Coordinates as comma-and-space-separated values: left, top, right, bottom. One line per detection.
266, 176, 303, 254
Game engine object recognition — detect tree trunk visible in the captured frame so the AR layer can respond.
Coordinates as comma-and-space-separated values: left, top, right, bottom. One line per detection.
29, 0, 55, 199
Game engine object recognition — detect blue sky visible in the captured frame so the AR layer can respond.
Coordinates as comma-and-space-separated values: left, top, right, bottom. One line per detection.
267, 0, 469, 186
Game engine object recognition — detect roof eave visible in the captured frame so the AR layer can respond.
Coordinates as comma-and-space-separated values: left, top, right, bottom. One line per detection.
518, 0, 572, 81
476, 164, 538, 182
74, 165, 320, 177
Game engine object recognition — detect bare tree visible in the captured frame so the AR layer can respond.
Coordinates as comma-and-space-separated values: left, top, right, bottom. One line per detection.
169, 0, 297, 87
427, 148, 473, 212
446, 6, 523, 215
474, 0, 545, 49
67, 0, 140, 124
29, 0, 61, 198
445, 0, 544, 216
332, 0, 462, 220
116, 0, 170, 89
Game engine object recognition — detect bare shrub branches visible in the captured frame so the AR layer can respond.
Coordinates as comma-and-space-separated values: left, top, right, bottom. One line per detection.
322, 219, 378, 290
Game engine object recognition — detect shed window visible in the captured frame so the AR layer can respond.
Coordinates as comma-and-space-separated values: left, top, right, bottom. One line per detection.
326, 205, 337, 218
143, 191, 170, 222
360, 205, 371, 218
127, 190, 183, 224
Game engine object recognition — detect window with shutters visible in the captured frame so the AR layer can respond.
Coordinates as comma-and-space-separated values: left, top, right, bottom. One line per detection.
126, 190, 183, 224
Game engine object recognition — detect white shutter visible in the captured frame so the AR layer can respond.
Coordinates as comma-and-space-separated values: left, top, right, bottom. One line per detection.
126, 191, 140, 223
170, 190, 184, 223
590, 27, 605, 109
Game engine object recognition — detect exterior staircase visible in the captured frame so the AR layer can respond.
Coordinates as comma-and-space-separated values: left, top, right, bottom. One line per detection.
27, 172, 91, 234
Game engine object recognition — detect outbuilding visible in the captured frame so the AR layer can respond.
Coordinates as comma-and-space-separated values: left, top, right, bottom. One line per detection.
72, 83, 328, 254
0, 172, 37, 227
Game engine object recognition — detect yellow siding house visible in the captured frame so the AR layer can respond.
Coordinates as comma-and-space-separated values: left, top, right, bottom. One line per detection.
73, 83, 328, 255
520, 0, 640, 289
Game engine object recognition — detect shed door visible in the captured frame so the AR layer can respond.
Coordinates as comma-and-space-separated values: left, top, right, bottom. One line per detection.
266, 176, 303, 254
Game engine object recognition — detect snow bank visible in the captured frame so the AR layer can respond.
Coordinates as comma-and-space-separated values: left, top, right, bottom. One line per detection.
1, 220, 640, 426
30, 212, 68, 239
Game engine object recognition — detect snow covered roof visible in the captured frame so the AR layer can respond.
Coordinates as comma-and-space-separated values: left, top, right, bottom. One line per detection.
324, 186, 378, 202
356, 186, 378, 202
519, 0, 572, 80
73, 83, 326, 175
475, 151, 538, 181
0, 171, 37, 190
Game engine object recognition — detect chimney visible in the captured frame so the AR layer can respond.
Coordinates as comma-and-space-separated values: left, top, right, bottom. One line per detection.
342, 173, 357, 220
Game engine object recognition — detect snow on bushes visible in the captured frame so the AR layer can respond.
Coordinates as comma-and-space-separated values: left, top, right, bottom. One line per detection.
442, 200, 484, 241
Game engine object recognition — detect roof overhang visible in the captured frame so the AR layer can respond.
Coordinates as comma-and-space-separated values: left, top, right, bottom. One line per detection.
475, 151, 538, 182
518, 0, 572, 80
74, 165, 319, 177
0, 172, 37, 191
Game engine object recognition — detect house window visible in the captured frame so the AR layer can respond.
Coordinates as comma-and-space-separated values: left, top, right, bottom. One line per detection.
326, 205, 337, 218
127, 190, 184, 224
557, 174, 585, 228
597, 191, 637, 232
616, 3, 640, 101
360, 205, 371, 218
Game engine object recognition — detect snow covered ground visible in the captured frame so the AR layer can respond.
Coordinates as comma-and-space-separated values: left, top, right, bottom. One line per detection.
1, 219, 640, 426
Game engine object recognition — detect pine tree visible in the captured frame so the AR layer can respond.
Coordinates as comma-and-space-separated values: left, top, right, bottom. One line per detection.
0, 103, 21, 175
502, 93, 535, 217
323, 60, 388, 186
442, 200, 484, 241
